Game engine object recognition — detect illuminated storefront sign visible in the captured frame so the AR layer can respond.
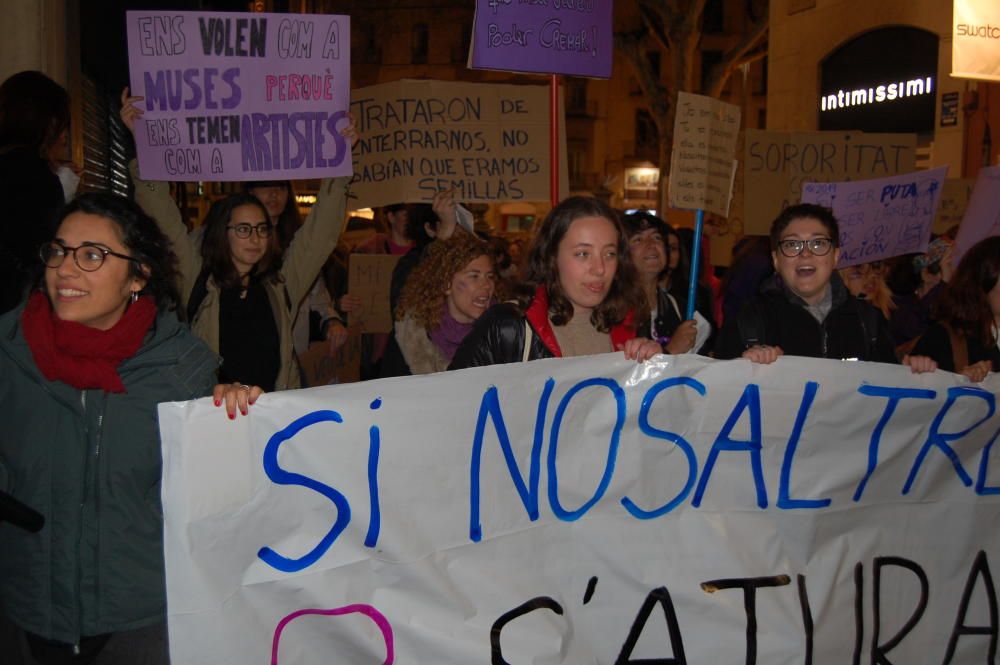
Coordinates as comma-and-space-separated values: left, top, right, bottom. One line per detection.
820, 76, 934, 111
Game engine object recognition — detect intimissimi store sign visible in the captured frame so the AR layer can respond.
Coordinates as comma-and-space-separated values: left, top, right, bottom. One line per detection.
819, 27, 938, 134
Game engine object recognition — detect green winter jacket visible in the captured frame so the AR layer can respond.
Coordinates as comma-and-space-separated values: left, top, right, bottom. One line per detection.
0, 305, 218, 644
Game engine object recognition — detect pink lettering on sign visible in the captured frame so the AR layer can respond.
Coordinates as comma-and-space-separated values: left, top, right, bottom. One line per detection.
270, 604, 394, 664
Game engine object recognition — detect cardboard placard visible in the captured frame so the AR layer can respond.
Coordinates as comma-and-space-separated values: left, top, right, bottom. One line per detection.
126, 11, 352, 182
952, 165, 1000, 264
743, 130, 917, 235
468, 0, 614, 78
934, 178, 975, 235
348, 254, 400, 334
298, 324, 362, 386
349, 79, 568, 208
668, 92, 740, 217
800, 166, 948, 268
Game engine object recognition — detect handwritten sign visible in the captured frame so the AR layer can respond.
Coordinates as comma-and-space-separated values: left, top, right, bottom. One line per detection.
743, 130, 917, 235
159, 353, 1000, 664
934, 178, 975, 234
126, 11, 352, 182
468, 0, 613, 78
348, 254, 399, 334
298, 324, 361, 386
800, 166, 948, 268
349, 79, 568, 208
668, 92, 740, 217
952, 165, 1000, 264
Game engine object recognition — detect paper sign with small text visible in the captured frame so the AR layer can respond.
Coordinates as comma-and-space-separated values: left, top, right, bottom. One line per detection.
669, 92, 740, 217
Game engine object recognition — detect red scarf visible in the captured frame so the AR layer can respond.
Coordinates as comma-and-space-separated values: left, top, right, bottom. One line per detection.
20, 291, 157, 393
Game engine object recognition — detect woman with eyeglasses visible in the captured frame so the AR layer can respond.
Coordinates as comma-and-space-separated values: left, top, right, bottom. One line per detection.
715, 204, 934, 372
0, 193, 260, 665
120, 90, 357, 391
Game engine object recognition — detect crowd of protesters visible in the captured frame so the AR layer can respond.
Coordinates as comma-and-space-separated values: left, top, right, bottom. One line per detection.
0, 68, 998, 665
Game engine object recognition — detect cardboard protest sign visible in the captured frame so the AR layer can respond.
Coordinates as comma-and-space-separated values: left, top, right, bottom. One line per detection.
348, 254, 399, 334
350, 79, 569, 209
952, 165, 1000, 265
468, 0, 613, 78
743, 130, 917, 235
126, 11, 351, 182
159, 353, 1000, 664
668, 92, 740, 217
934, 178, 975, 235
800, 167, 947, 268
298, 324, 362, 387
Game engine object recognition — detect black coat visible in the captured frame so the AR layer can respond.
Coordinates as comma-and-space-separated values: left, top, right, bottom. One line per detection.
449, 302, 556, 369
715, 274, 897, 363
911, 322, 1000, 373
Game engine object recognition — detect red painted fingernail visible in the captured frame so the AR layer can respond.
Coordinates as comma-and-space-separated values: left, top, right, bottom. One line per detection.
241, 408, 247, 416
228, 412, 235, 420
214, 399, 221, 407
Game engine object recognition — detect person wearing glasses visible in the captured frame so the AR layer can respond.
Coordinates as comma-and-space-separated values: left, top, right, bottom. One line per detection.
0, 193, 261, 664
120, 90, 357, 391
715, 204, 934, 372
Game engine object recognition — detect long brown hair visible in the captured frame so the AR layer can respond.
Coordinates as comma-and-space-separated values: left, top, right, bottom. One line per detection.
518, 196, 644, 332
936, 236, 1000, 344
200, 194, 279, 290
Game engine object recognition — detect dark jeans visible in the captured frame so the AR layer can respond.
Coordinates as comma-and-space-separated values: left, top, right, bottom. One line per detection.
3, 619, 169, 665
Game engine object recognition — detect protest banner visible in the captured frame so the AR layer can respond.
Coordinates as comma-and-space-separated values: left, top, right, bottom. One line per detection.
349, 79, 568, 209
348, 254, 399, 334
159, 353, 1000, 664
934, 178, 975, 235
800, 166, 947, 268
468, 0, 613, 78
743, 130, 917, 235
126, 11, 352, 182
668, 92, 740, 217
952, 165, 1000, 264
953, 0, 1000, 82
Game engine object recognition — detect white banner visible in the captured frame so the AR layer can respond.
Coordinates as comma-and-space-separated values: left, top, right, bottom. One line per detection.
953, 0, 1000, 82
158, 354, 1000, 664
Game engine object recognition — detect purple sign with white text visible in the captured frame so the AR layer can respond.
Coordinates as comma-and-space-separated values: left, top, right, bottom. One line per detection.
126, 11, 351, 181
801, 167, 948, 268
469, 0, 613, 79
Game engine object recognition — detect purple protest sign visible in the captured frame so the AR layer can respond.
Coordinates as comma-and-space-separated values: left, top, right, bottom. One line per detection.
468, 0, 613, 78
952, 165, 1000, 265
800, 166, 948, 268
126, 11, 351, 182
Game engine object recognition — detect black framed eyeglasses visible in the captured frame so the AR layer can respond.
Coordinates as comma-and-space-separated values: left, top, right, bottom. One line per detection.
40, 241, 139, 272
227, 222, 273, 239
777, 237, 834, 258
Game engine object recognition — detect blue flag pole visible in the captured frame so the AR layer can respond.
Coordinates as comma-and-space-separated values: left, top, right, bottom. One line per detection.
685, 209, 705, 321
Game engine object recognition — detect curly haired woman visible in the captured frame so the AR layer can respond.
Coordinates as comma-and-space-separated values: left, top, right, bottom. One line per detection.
380, 233, 497, 376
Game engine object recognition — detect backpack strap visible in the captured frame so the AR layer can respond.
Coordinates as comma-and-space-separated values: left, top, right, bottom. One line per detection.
855, 302, 880, 361
736, 305, 765, 350
186, 268, 212, 323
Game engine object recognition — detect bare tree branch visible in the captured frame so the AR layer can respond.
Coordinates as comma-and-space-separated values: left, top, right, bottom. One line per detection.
637, 3, 672, 52
705, 4, 769, 98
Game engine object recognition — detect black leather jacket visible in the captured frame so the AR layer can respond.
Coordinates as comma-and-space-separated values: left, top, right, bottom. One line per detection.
449, 302, 556, 369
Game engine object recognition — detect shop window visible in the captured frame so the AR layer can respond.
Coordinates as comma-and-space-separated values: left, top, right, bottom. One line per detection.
820, 27, 938, 134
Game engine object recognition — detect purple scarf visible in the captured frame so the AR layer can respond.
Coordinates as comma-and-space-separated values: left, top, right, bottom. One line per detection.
428, 305, 474, 361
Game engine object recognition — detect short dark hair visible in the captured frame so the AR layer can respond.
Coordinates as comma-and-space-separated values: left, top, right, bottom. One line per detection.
0, 71, 70, 155
49, 193, 181, 311
769, 204, 840, 251
622, 210, 671, 240
200, 194, 278, 290
519, 196, 644, 330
